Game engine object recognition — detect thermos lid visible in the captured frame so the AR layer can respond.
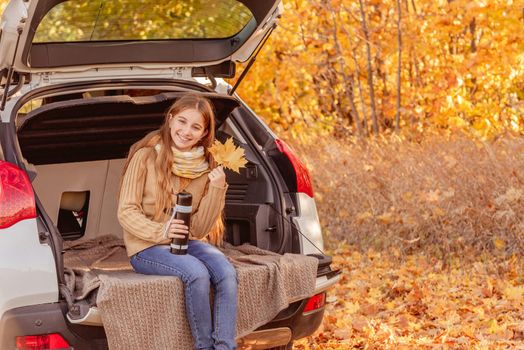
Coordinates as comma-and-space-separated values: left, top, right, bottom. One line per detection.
177, 191, 193, 206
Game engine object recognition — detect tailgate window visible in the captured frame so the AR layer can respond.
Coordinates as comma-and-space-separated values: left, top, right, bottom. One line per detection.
34, 0, 253, 43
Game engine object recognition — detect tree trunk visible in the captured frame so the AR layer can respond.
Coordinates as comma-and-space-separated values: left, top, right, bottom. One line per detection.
328, 2, 364, 137
468, 17, 479, 101
411, 0, 418, 16
358, 0, 379, 135
352, 46, 370, 136
294, 0, 310, 52
336, 13, 370, 136
374, 6, 390, 130
469, 17, 477, 53
395, 0, 402, 132
375, 49, 389, 130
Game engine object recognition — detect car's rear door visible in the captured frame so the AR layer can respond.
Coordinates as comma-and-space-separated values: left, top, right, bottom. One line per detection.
0, 0, 281, 75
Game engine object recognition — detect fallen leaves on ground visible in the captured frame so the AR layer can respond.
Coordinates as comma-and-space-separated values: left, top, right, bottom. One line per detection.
295, 243, 524, 349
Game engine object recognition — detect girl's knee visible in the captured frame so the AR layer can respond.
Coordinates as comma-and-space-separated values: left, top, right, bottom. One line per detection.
217, 264, 237, 286
186, 266, 211, 286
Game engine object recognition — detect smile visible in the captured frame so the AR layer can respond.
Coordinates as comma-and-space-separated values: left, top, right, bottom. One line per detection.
176, 134, 192, 142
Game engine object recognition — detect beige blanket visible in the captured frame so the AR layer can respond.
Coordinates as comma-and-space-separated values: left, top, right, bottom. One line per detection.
63, 236, 318, 350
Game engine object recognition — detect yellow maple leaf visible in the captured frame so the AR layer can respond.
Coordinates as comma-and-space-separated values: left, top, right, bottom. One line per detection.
344, 301, 360, 314
503, 285, 524, 301
208, 138, 247, 174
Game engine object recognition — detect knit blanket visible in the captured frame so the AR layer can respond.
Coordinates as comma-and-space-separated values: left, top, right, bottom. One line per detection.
63, 236, 318, 350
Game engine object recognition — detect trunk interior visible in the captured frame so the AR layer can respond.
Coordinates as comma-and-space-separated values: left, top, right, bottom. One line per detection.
15, 89, 290, 324
17, 90, 283, 252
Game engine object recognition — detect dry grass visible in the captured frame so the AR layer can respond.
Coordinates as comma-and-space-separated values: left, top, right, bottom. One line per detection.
293, 133, 524, 261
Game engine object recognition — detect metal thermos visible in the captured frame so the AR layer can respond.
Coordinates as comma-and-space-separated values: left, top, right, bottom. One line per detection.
170, 191, 193, 255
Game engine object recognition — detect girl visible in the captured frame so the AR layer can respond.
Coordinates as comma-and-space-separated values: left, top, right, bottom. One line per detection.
118, 94, 238, 350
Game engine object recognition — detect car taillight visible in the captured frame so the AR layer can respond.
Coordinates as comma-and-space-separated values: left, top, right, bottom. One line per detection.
16, 334, 71, 350
275, 139, 314, 197
303, 292, 326, 313
0, 161, 37, 229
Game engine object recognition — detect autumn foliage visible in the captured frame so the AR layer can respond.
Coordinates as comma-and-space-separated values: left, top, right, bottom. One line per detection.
236, 0, 524, 138
235, 5, 524, 346
1, 0, 523, 348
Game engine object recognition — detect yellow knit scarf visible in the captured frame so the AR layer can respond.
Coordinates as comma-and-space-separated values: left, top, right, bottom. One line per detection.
155, 144, 209, 179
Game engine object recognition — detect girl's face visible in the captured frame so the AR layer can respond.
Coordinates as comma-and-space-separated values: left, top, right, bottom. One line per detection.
169, 108, 208, 152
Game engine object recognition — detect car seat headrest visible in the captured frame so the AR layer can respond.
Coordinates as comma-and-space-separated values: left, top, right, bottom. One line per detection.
60, 191, 87, 212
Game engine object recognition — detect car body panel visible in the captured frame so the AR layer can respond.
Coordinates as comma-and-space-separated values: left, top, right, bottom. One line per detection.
293, 193, 324, 255
0, 218, 58, 320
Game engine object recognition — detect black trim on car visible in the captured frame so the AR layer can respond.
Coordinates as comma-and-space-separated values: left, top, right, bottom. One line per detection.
192, 61, 236, 79
28, 34, 253, 68
230, 104, 291, 253
308, 254, 336, 277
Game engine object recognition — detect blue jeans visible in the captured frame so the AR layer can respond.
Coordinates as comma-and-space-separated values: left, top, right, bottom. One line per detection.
130, 240, 238, 350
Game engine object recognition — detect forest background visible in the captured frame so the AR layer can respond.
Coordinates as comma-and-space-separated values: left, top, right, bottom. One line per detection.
234, 1, 524, 348
1, 0, 523, 348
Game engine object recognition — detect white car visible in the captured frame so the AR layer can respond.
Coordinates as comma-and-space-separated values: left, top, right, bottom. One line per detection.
0, 0, 340, 349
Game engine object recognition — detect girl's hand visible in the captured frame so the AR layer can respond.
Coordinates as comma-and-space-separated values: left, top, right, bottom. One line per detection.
167, 219, 188, 240
208, 166, 226, 188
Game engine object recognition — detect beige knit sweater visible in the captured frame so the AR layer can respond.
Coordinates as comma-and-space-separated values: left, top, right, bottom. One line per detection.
117, 147, 227, 257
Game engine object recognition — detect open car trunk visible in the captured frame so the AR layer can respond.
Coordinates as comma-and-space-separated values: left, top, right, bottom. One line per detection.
14, 90, 322, 347
18, 91, 285, 251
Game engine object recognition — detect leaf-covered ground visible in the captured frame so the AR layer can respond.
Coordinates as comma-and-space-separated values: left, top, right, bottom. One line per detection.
295, 242, 524, 349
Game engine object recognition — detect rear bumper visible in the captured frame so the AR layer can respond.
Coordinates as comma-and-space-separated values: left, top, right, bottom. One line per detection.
239, 290, 333, 348
255, 293, 326, 343
0, 302, 108, 350
1, 298, 332, 350
1, 272, 340, 349
0, 302, 320, 350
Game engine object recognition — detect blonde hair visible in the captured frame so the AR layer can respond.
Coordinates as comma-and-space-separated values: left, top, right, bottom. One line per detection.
120, 94, 224, 246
